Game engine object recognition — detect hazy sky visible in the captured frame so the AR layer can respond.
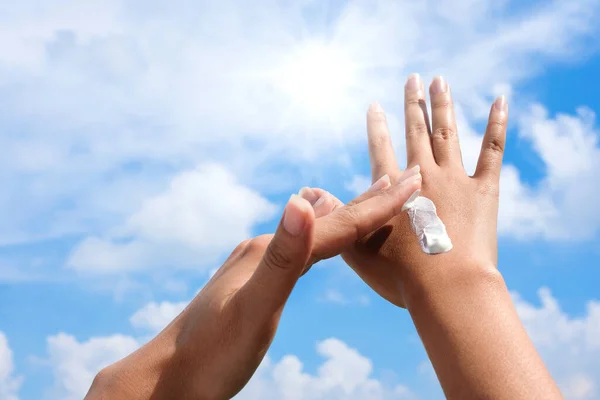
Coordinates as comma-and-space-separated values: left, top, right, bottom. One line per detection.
1, 1, 600, 399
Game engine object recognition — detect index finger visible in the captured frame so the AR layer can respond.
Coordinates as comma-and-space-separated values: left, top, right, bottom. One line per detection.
367, 102, 398, 182
474, 96, 508, 182
311, 171, 422, 261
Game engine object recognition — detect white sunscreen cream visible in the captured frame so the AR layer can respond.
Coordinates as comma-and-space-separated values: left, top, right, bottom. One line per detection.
402, 190, 453, 254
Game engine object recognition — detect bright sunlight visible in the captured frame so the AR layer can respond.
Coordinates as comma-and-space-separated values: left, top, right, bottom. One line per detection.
274, 41, 358, 118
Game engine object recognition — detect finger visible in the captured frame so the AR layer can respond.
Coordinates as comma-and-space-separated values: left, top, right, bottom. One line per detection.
298, 187, 319, 205
474, 95, 508, 182
347, 168, 417, 206
227, 239, 252, 261
313, 192, 340, 217
367, 102, 398, 181
312, 170, 422, 260
298, 188, 342, 218
297, 187, 343, 276
405, 73, 435, 167
241, 195, 315, 316
429, 76, 462, 167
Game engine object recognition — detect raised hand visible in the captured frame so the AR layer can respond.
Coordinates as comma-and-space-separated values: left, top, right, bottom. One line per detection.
329, 74, 561, 399
85, 175, 420, 400
338, 74, 507, 308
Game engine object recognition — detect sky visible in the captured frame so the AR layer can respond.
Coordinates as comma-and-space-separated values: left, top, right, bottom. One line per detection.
0, 0, 600, 399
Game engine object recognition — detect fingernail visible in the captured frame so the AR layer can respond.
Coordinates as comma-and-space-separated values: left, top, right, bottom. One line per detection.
283, 195, 307, 236
405, 73, 422, 92
368, 102, 386, 121
494, 95, 508, 112
298, 187, 318, 205
369, 102, 384, 113
402, 189, 421, 212
368, 174, 391, 192
400, 165, 420, 181
313, 193, 327, 208
431, 76, 447, 94
402, 172, 422, 186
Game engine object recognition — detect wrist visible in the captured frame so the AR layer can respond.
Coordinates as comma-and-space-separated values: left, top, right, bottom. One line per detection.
400, 260, 562, 399
402, 258, 505, 311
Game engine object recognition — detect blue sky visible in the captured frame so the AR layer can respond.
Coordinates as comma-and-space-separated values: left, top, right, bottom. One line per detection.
1, 0, 600, 399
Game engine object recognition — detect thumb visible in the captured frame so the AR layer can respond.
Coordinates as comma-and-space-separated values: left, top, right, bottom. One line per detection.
241, 194, 315, 316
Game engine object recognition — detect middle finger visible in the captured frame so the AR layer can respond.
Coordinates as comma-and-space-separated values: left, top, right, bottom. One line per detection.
429, 76, 462, 168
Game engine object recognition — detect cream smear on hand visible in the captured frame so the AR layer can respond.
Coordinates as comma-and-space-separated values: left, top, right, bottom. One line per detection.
402, 190, 453, 254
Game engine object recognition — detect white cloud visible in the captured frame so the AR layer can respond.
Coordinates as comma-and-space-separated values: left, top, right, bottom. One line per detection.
67, 164, 277, 273
322, 289, 349, 305
497, 104, 600, 239
44, 295, 192, 398
562, 374, 596, 400
0, 263, 43, 283
44, 295, 196, 398
44, 288, 600, 400
46, 333, 139, 400
497, 165, 559, 238
237, 338, 416, 400
129, 300, 188, 334
320, 289, 370, 306
413, 289, 600, 400
44, 296, 413, 399
46, 314, 414, 400
0, 0, 599, 248
0, 332, 22, 400
502, 105, 600, 239
514, 288, 600, 399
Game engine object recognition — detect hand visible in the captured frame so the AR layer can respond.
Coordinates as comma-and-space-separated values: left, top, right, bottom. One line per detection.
336, 74, 507, 307
85, 175, 421, 400
298, 76, 561, 400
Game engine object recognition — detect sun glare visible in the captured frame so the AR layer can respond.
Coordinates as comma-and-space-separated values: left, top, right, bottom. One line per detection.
275, 42, 357, 117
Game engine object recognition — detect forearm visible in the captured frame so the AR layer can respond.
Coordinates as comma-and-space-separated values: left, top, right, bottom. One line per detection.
84, 317, 212, 400
85, 307, 239, 400
85, 335, 177, 400
404, 263, 562, 399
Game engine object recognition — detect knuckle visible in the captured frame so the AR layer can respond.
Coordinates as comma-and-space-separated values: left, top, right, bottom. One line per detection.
488, 118, 506, 131
263, 240, 295, 271
485, 137, 505, 154
432, 126, 456, 141
405, 96, 422, 106
406, 121, 429, 138
204, 288, 240, 323
233, 239, 252, 255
